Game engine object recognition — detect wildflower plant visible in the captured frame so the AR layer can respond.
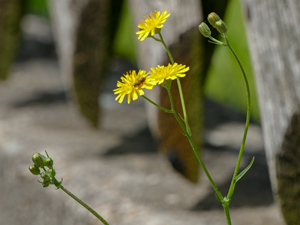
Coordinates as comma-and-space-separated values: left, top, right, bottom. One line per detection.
114, 10, 254, 225
29, 10, 254, 225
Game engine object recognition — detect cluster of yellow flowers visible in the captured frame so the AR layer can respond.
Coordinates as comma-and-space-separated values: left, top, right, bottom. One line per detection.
114, 10, 189, 104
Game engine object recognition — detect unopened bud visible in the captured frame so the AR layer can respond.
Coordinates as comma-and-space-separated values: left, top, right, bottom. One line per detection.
216, 20, 227, 35
45, 158, 53, 168
41, 171, 50, 182
48, 168, 56, 177
29, 164, 40, 175
42, 180, 50, 188
32, 153, 47, 168
208, 12, 221, 28
198, 22, 211, 38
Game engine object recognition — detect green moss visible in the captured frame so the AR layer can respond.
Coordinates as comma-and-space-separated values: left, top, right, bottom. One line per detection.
0, 0, 23, 80
73, 0, 111, 127
276, 113, 300, 224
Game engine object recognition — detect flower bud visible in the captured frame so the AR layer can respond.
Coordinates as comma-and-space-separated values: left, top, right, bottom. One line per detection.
42, 180, 50, 188
41, 171, 50, 182
198, 22, 211, 38
45, 158, 53, 168
32, 153, 47, 168
208, 12, 221, 28
29, 164, 40, 175
48, 168, 56, 177
216, 20, 227, 35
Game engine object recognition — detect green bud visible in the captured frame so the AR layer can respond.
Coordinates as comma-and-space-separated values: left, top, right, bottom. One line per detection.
208, 12, 221, 28
45, 158, 53, 168
29, 164, 40, 175
198, 22, 211, 38
216, 20, 227, 35
48, 168, 56, 177
42, 180, 50, 188
41, 171, 50, 182
32, 153, 47, 168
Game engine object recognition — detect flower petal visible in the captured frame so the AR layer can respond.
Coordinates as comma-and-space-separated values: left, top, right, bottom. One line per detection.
136, 10, 170, 41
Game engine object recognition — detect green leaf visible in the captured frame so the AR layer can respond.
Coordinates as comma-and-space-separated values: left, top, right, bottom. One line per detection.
215, 192, 222, 202
234, 157, 255, 184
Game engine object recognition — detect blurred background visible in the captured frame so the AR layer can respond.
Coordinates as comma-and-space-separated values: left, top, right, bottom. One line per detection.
0, 0, 284, 224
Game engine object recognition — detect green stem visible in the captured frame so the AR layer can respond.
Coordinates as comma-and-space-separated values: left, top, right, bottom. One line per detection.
60, 185, 109, 225
158, 32, 222, 201
158, 33, 174, 64
166, 87, 223, 201
158, 32, 191, 135
175, 77, 191, 135
208, 36, 227, 46
142, 95, 172, 113
223, 203, 232, 225
225, 36, 251, 200
151, 36, 162, 42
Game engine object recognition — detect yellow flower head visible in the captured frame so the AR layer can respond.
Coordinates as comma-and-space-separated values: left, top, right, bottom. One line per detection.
136, 10, 170, 41
150, 63, 189, 84
114, 70, 156, 104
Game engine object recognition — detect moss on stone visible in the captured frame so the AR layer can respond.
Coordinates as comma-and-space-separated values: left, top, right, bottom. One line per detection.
0, 0, 23, 80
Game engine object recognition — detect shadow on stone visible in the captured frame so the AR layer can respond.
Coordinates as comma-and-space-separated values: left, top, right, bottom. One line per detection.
103, 127, 158, 156
11, 90, 68, 108
204, 98, 249, 130
191, 151, 274, 211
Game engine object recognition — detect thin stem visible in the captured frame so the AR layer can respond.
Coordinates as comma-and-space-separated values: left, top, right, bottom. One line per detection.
175, 77, 191, 135
155, 30, 223, 206
60, 185, 109, 225
142, 95, 172, 113
225, 36, 251, 200
159, 32, 191, 135
158, 33, 174, 64
223, 204, 232, 225
166, 87, 176, 114
166, 87, 223, 201
151, 36, 162, 42
208, 36, 227, 46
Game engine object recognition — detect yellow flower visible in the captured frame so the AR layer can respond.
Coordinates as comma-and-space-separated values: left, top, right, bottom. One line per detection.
114, 70, 156, 104
136, 10, 170, 41
149, 63, 189, 84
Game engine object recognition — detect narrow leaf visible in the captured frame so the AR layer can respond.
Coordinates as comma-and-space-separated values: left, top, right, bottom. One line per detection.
234, 157, 255, 184
215, 192, 222, 202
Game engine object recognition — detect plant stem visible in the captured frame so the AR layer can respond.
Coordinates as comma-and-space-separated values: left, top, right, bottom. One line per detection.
208, 36, 227, 46
142, 95, 172, 113
158, 33, 174, 64
225, 36, 251, 200
166, 88, 223, 201
223, 203, 232, 225
60, 185, 109, 225
158, 32, 191, 135
157, 32, 223, 201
